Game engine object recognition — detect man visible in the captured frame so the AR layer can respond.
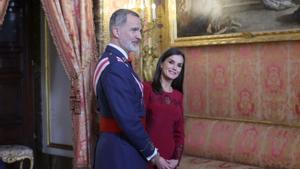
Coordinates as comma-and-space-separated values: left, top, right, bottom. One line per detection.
93, 9, 171, 169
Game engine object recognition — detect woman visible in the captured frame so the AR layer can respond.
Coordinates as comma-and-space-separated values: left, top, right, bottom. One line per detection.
143, 48, 185, 169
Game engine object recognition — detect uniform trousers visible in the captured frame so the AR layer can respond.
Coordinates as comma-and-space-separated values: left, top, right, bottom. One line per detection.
93, 132, 147, 169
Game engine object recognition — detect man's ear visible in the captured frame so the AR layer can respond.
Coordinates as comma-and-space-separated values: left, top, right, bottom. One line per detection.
112, 27, 120, 38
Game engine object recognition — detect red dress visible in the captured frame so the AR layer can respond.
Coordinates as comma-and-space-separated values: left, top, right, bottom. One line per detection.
143, 82, 184, 169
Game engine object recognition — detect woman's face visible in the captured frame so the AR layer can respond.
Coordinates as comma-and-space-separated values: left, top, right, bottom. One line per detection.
160, 54, 184, 81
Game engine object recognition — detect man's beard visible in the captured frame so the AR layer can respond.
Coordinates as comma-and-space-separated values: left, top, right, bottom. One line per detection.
126, 41, 140, 55
132, 47, 140, 55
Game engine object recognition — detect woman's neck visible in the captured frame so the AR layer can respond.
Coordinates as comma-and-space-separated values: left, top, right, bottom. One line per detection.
160, 77, 173, 92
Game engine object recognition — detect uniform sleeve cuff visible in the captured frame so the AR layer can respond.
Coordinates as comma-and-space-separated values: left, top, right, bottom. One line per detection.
146, 148, 158, 161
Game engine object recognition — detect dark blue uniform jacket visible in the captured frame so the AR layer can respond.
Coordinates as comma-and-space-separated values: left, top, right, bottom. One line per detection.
93, 45, 155, 169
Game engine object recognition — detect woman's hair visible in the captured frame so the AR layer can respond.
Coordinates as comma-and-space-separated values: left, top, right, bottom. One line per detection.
152, 47, 185, 93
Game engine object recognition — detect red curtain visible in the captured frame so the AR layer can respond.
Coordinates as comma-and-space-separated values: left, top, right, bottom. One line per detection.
0, 0, 9, 25
41, 0, 98, 168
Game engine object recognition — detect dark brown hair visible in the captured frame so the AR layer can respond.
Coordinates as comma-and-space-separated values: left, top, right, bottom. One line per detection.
152, 48, 185, 93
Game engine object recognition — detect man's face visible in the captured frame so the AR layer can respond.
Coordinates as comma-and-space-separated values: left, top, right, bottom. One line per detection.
117, 14, 142, 54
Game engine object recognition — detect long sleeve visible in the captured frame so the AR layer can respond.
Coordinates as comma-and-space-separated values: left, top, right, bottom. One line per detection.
172, 96, 184, 160
143, 83, 184, 161
101, 62, 156, 159
143, 81, 152, 128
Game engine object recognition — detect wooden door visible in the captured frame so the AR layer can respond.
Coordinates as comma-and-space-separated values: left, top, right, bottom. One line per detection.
0, 0, 35, 146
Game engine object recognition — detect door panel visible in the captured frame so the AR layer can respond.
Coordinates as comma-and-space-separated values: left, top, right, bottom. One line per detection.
0, 0, 34, 146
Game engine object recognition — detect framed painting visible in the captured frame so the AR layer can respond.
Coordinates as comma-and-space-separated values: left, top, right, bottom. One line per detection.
164, 0, 300, 46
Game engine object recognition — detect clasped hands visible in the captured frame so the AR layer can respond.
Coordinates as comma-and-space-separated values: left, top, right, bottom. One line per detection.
151, 154, 178, 169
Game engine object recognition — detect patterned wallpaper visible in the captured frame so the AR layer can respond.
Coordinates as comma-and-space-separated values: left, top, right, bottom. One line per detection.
183, 41, 300, 126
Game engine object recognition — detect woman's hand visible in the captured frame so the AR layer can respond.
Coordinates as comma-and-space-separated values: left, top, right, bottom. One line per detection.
167, 159, 178, 169
151, 154, 172, 169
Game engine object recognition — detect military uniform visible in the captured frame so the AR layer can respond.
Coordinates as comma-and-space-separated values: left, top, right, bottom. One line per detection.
93, 44, 156, 169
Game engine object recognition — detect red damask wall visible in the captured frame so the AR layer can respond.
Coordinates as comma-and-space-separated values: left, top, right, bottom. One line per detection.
183, 41, 300, 126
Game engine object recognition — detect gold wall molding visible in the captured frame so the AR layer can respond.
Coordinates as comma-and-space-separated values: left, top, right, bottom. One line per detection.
185, 114, 300, 128
162, 0, 300, 47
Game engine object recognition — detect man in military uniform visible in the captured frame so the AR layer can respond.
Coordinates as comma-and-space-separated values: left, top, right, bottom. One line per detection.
93, 9, 171, 169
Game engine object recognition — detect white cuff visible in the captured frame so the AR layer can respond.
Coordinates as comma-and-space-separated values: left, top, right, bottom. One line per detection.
146, 148, 158, 161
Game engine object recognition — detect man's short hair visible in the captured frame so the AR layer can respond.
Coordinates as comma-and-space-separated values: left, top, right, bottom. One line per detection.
109, 9, 140, 36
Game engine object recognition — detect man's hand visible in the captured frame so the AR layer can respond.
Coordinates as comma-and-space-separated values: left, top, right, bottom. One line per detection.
167, 159, 178, 169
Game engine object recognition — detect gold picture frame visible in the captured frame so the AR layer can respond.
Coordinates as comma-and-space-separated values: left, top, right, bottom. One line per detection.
163, 0, 300, 47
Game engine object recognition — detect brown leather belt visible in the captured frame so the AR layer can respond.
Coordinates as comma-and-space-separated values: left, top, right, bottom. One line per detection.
99, 116, 146, 133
